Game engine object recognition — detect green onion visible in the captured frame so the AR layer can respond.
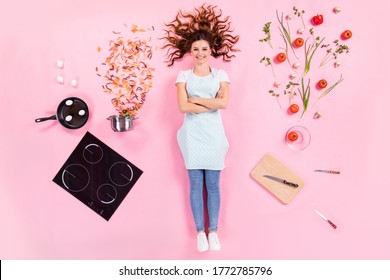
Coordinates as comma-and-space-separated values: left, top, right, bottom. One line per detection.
302, 36, 325, 78
276, 10, 298, 60
298, 78, 311, 119
315, 75, 344, 105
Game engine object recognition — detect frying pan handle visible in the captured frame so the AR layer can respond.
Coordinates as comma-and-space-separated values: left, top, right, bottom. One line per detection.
35, 115, 57, 123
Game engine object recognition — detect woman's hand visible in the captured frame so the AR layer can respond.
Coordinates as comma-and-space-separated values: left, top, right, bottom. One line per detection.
189, 87, 224, 104
177, 83, 209, 113
187, 83, 229, 110
216, 87, 224, 99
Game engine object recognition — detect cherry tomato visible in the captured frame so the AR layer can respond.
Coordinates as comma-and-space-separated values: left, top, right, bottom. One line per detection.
317, 79, 328, 89
294, 37, 304, 48
341, 30, 352, 40
287, 131, 299, 142
289, 104, 299, 114
312, 14, 323, 25
276, 52, 287, 63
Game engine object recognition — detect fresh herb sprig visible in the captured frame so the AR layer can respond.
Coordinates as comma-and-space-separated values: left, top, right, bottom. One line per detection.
259, 22, 273, 48
320, 40, 350, 67
284, 81, 300, 103
293, 6, 306, 30
260, 56, 276, 78
268, 89, 282, 109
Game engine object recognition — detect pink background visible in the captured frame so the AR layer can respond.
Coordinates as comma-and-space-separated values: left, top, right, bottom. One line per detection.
1, 0, 390, 260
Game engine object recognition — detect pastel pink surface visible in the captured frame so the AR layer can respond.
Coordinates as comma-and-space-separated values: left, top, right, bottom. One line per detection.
1, 0, 389, 259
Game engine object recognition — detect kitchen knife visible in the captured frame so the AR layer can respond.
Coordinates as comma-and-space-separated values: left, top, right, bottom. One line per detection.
263, 175, 299, 188
314, 170, 340, 174
315, 209, 337, 229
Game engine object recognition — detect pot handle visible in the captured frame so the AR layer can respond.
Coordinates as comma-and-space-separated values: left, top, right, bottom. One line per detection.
35, 115, 57, 123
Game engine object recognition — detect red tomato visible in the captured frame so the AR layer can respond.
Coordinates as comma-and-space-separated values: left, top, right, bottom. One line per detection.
276, 52, 287, 63
317, 79, 328, 89
289, 104, 299, 114
294, 38, 304, 48
341, 30, 352, 40
287, 131, 299, 142
312, 14, 323, 25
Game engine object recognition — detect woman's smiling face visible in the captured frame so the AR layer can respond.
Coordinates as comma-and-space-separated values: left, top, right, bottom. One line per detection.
190, 40, 211, 64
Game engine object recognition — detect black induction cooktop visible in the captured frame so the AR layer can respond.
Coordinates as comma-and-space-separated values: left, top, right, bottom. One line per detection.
53, 131, 143, 221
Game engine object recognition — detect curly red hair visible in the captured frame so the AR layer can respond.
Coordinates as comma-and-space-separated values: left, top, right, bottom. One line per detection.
161, 4, 240, 66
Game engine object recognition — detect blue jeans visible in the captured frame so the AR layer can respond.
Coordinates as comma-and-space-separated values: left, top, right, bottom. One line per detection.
187, 169, 221, 232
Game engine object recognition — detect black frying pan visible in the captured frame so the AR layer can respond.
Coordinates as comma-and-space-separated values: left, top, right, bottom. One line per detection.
35, 97, 89, 129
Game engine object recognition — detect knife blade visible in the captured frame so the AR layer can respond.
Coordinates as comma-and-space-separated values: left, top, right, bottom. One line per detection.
263, 175, 299, 188
314, 170, 340, 174
315, 209, 337, 229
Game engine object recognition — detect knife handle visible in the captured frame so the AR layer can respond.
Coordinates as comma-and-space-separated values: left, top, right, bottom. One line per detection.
328, 220, 337, 229
315, 170, 340, 174
284, 181, 299, 188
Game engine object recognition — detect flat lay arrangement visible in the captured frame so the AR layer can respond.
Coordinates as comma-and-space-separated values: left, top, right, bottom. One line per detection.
35, 2, 347, 246
32, 3, 347, 247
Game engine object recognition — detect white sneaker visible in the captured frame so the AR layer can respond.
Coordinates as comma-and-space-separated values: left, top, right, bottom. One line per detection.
208, 232, 221, 251
197, 232, 209, 252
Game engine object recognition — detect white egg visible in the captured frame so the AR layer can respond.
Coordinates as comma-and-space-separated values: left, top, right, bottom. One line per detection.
78, 110, 86, 116
71, 79, 78, 88
65, 115, 73, 122
57, 60, 64, 69
57, 75, 64, 84
65, 100, 73, 106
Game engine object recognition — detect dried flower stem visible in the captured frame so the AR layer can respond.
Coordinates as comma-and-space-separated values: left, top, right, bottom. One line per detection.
97, 25, 155, 117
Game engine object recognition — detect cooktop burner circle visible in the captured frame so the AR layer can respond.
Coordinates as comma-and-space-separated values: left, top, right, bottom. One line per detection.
97, 184, 117, 204
61, 163, 90, 192
83, 144, 103, 164
109, 161, 134, 186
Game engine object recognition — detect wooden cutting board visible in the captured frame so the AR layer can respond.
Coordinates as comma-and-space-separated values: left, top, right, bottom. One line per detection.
250, 154, 304, 204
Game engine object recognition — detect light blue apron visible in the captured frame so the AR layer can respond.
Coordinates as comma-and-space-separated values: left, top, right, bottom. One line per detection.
177, 68, 229, 170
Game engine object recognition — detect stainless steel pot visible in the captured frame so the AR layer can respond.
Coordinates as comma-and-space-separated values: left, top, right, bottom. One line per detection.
107, 115, 135, 132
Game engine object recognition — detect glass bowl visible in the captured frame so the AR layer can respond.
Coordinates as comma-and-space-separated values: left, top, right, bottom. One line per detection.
285, 125, 311, 150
